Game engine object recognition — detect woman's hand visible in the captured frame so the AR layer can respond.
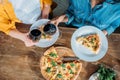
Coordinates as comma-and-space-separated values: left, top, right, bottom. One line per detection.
102, 30, 108, 36
9, 29, 38, 47
50, 15, 68, 26
23, 33, 38, 47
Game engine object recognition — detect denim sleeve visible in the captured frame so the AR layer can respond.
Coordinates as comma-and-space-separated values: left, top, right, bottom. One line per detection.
105, 18, 120, 35
65, 0, 74, 25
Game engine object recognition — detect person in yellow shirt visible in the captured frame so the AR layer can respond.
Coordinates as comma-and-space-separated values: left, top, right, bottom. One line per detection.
0, 0, 52, 47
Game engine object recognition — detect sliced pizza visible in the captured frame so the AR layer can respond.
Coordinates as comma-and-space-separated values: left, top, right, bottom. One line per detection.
44, 47, 61, 61
54, 61, 82, 80
40, 47, 61, 80
40, 56, 59, 80
40, 47, 82, 80
76, 34, 100, 54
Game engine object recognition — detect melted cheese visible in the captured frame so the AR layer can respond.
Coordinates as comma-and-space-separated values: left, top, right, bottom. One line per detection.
76, 34, 100, 54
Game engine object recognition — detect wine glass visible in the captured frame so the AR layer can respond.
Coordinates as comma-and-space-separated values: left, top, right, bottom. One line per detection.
43, 23, 57, 36
29, 29, 41, 41
43, 23, 62, 39
30, 19, 60, 47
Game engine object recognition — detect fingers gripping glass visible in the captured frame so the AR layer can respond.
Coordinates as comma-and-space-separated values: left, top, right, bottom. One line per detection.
29, 23, 57, 41
43, 23, 57, 35
29, 29, 41, 41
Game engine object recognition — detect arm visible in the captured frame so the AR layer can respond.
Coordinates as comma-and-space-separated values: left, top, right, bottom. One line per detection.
0, 22, 36, 47
9, 29, 37, 47
102, 30, 108, 35
41, 0, 52, 19
104, 18, 120, 35
50, 0, 74, 26
50, 14, 68, 26
41, 4, 51, 19
0, 2, 36, 47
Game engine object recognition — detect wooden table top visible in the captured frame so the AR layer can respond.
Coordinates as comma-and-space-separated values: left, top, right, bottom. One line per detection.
0, 23, 120, 80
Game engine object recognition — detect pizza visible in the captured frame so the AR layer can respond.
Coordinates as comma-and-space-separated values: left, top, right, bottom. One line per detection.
40, 47, 82, 80
55, 61, 82, 80
76, 33, 100, 54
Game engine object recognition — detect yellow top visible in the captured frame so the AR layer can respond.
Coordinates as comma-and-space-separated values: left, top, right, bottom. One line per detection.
0, 0, 52, 34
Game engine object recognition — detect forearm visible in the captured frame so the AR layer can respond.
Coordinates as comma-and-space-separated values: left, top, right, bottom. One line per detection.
56, 14, 68, 23
61, 14, 68, 22
102, 30, 108, 36
50, 14, 68, 26
8, 29, 37, 47
8, 29, 26, 41
41, 5, 51, 19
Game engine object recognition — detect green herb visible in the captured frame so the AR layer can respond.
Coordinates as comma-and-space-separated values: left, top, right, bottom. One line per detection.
49, 52, 57, 58
90, 38, 95, 44
69, 69, 74, 74
57, 74, 62, 78
97, 64, 116, 80
70, 63, 75, 67
61, 63, 66, 68
46, 67, 51, 73
51, 60, 57, 66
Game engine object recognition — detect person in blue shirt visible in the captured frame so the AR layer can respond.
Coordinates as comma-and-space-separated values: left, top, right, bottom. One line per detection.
51, 0, 120, 35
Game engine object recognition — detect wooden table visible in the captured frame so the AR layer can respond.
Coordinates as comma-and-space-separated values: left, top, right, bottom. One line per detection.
0, 23, 120, 80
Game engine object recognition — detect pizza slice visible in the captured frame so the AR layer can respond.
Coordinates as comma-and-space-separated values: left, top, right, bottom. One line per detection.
40, 47, 82, 80
44, 47, 61, 61
40, 47, 61, 80
76, 34, 100, 54
40, 56, 59, 80
54, 61, 82, 80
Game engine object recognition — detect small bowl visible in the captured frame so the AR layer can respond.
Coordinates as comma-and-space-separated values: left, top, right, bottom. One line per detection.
89, 72, 99, 80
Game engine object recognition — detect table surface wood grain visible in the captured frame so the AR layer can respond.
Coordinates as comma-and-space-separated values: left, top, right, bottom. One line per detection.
0, 23, 120, 80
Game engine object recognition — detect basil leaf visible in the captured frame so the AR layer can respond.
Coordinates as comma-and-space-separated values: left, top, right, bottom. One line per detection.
70, 63, 75, 67
51, 60, 57, 67
46, 67, 51, 73
49, 52, 57, 58
57, 74, 62, 78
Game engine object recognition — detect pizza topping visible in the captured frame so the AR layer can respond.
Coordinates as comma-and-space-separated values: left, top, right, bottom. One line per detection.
57, 73, 62, 78
46, 67, 51, 73
69, 69, 74, 74
67, 65, 71, 69
49, 52, 57, 58
47, 58, 51, 62
65, 72, 69, 76
61, 63, 66, 68
70, 63, 75, 67
51, 60, 57, 67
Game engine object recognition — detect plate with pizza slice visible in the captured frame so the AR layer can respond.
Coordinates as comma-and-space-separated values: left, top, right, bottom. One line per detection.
71, 26, 108, 62
40, 46, 82, 80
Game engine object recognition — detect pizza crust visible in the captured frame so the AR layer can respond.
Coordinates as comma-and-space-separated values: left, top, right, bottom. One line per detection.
71, 62, 82, 80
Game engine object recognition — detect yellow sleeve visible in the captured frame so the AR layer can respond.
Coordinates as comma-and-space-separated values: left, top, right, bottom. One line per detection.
40, 0, 52, 8
43, 0, 52, 5
0, 0, 20, 35
0, 21, 16, 35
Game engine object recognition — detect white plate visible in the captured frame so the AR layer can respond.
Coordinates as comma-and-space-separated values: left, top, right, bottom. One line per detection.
30, 19, 59, 48
71, 26, 108, 62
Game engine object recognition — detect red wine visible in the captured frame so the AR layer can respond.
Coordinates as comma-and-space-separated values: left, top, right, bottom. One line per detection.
43, 24, 57, 35
29, 29, 41, 41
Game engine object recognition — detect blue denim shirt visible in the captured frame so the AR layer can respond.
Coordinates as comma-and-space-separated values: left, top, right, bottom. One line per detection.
66, 0, 120, 35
